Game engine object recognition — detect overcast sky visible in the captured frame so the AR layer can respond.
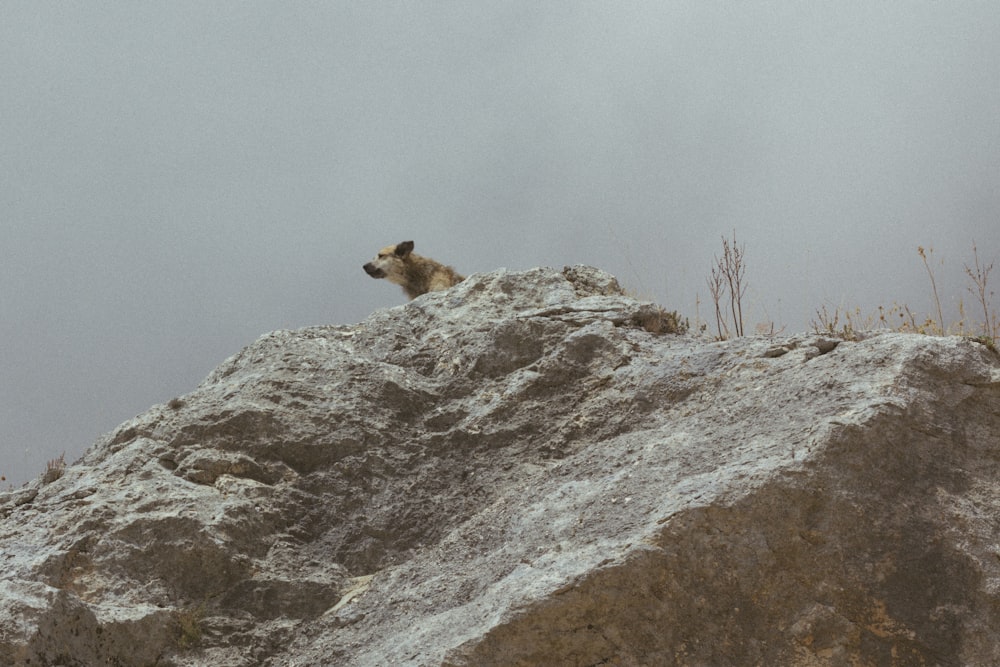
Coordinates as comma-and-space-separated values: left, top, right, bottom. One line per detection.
2, 2, 998, 486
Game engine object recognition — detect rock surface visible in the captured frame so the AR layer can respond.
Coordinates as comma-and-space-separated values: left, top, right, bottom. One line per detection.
2, 265, 999, 666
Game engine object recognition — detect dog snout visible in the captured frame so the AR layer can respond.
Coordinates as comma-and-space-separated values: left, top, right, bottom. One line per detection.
363, 263, 384, 278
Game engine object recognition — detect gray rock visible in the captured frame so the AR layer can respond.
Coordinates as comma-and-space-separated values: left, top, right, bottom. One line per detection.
1, 265, 999, 666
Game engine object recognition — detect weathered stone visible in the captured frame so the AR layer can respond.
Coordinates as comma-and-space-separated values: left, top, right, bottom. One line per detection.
1, 265, 998, 666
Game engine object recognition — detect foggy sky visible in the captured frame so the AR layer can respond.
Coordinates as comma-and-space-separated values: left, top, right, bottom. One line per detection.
3, 2, 999, 486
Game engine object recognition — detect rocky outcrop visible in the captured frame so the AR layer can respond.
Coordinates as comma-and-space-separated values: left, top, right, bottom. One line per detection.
1, 266, 999, 666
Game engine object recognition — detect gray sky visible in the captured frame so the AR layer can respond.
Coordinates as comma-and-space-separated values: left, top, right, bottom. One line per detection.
3, 2, 999, 486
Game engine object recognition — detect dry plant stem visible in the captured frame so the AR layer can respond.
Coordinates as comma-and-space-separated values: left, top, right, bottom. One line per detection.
918, 246, 945, 334
708, 231, 747, 339
813, 243, 997, 343
721, 232, 747, 337
812, 304, 838, 336
708, 265, 728, 340
965, 242, 996, 339
720, 242, 735, 336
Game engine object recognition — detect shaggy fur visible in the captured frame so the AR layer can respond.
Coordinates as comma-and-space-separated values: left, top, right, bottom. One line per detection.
363, 241, 464, 300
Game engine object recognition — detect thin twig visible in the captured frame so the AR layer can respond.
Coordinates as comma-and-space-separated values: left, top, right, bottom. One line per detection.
917, 246, 944, 334
965, 241, 996, 340
707, 263, 728, 340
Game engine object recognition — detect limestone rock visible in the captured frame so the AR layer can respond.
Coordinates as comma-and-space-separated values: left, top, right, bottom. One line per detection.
1, 265, 998, 666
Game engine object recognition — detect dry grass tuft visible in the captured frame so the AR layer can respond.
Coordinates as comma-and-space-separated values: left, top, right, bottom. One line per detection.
42, 453, 66, 485
811, 243, 998, 346
633, 307, 689, 335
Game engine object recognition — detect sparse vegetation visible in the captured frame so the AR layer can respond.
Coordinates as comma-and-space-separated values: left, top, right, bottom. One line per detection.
42, 453, 66, 485
707, 231, 748, 339
965, 242, 998, 341
810, 243, 998, 346
618, 283, 690, 336
633, 306, 689, 335
811, 304, 866, 341
917, 246, 946, 334
621, 234, 994, 347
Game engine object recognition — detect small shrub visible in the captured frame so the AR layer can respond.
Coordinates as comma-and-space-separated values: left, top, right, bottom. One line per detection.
707, 230, 748, 339
810, 303, 897, 340
42, 453, 66, 484
634, 307, 689, 335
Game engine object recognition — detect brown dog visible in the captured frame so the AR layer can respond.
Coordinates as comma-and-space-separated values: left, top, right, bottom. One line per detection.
363, 241, 464, 300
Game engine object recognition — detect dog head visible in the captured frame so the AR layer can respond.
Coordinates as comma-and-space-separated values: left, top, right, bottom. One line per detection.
363, 241, 414, 282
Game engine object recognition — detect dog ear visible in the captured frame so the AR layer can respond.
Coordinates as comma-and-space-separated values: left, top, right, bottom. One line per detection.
395, 241, 414, 257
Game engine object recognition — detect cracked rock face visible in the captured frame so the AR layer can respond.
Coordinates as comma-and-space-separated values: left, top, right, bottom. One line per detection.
1, 265, 999, 666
